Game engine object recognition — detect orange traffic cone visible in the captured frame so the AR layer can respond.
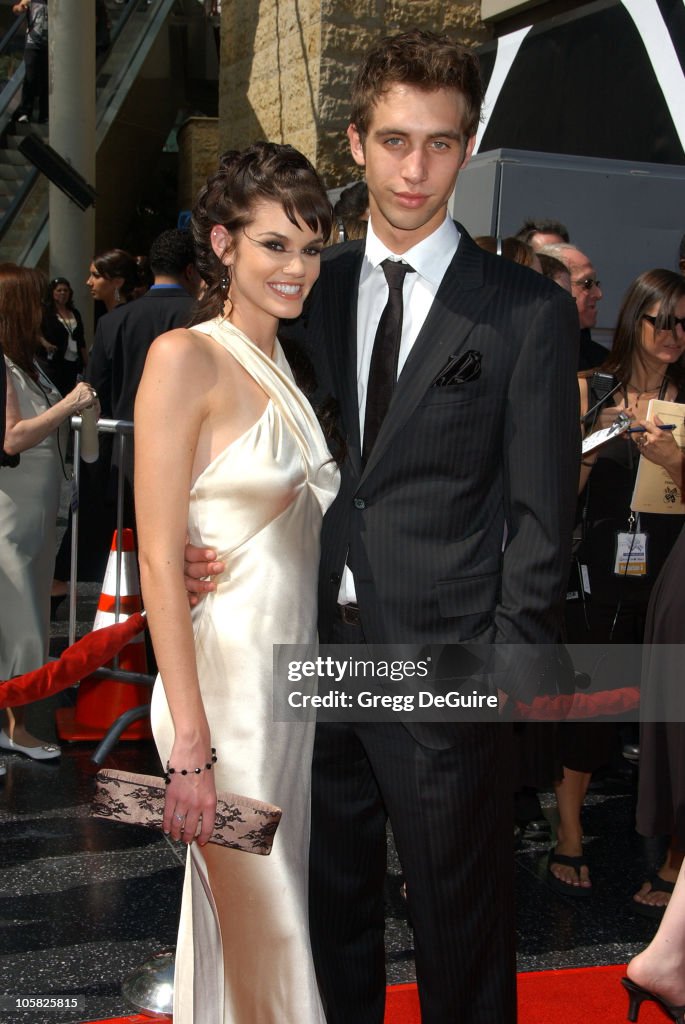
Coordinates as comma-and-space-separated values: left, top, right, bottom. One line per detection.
56, 529, 153, 741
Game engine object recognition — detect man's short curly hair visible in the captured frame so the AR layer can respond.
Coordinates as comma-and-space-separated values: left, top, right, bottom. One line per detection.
149, 228, 195, 277
350, 29, 483, 142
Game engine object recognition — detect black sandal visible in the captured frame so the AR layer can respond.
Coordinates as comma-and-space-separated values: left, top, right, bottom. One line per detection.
632, 872, 675, 920
546, 850, 592, 897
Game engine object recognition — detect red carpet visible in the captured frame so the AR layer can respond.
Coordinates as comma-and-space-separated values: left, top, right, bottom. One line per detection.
82, 964, 668, 1023
384, 967, 667, 1023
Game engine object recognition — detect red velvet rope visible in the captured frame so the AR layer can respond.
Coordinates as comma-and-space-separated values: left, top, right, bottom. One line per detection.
514, 685, 640, 720
0, 612, 148, 709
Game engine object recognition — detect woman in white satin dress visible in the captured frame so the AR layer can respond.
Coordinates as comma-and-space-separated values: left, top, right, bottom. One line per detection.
134, 143, 338, 1023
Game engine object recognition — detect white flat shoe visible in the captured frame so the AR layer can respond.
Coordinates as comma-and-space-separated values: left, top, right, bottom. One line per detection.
0, 730, 61, 760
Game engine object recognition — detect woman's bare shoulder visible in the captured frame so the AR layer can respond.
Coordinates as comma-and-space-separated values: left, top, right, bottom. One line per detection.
144, 326, 223, 382
148, 324, 215, 358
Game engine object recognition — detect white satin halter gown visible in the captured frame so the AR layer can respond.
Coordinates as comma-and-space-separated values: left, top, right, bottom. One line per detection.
150, 317, 339, 1023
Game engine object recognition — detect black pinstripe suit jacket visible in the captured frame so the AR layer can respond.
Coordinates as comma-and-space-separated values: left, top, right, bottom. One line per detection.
295, 225, 579, 677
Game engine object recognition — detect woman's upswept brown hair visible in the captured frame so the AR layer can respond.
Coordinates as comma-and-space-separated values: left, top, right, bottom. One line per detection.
92, 248, 139, 303
602, 268, 685, 391
350, 28, 483, 141
190, 141, 332, 326
0, 263, 47, 375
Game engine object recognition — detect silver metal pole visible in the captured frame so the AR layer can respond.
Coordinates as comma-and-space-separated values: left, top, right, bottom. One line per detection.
66, 418, 134, 650
68, 417, 81, 648
115, 431, 126, 621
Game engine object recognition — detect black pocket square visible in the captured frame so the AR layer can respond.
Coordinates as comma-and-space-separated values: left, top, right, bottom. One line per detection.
432, 350, 482, 387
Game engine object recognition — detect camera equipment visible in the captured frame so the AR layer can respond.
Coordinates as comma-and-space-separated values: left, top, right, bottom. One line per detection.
582, 371, 622, 424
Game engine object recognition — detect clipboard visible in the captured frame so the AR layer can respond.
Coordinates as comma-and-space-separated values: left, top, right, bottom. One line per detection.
582, 412, 631, 455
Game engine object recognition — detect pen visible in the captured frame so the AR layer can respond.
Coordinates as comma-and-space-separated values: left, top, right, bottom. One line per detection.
626, 424, 677, 433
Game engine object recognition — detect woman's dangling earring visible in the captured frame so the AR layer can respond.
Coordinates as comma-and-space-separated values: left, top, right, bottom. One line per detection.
220, 268, 229, 296
114, 285, 121, 304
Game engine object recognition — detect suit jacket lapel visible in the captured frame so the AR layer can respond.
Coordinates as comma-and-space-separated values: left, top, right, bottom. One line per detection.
322, 245, 363, 473
360, 230, 497, 483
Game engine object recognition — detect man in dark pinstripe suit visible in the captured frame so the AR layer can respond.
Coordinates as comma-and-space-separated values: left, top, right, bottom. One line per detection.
304, 31, 579, 1024
185, 29, 579, 1024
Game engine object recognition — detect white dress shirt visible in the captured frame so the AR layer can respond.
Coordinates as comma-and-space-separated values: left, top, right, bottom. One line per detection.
338, 214, 461, 605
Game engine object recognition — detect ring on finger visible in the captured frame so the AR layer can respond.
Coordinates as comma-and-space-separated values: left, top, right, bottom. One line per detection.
174, 812, 185, 822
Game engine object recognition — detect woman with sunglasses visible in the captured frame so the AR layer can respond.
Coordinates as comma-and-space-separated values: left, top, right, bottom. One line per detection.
549, 269, 685, 899
625, 274, 685, 924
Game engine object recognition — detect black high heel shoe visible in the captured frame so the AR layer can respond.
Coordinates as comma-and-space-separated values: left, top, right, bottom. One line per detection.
622, 977, 685, 1022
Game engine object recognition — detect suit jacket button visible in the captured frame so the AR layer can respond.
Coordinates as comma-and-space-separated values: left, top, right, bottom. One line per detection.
329, 572, 341, 585
353, 497, 366, 510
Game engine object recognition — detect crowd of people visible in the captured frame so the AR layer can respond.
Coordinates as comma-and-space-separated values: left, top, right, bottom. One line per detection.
2, 24, 685, 1024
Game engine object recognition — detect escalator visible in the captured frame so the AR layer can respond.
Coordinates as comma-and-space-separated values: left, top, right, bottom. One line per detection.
0, 0, 211, 264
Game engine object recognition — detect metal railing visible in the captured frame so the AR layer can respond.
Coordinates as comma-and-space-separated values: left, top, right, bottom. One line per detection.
69, 414, 155, 763
69, 415, 136, 644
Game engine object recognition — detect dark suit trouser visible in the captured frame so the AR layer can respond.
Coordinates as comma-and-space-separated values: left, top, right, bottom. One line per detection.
19, 47, 48, 121
309, 620, 517, 1024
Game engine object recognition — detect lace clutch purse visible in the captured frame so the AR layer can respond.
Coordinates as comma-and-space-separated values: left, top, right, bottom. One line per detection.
92, 769, 282, 855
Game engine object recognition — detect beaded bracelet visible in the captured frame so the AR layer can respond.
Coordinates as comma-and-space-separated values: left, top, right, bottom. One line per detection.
164, 747, 217, 785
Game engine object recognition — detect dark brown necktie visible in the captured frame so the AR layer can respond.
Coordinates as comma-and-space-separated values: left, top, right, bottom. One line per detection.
362, 259, 414, 463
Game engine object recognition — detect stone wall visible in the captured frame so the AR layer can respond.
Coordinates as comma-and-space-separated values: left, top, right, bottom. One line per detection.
177, 117, 220, 212
216, 1, 492, 190
218, 0, 322, 163
317, 1, 491, 186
